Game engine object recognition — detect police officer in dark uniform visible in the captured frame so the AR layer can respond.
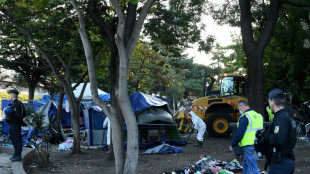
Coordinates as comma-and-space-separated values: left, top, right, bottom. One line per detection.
256, 88, 296, 174
7, 89, 26, 162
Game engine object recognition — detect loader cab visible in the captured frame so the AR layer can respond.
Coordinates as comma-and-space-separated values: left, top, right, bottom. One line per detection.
220, 74, 247, 97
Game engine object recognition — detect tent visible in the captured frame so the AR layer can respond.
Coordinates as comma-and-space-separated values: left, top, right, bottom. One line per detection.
89, 92, 184, 147
129, 92, 183, 146
72, 83, 107, 100
1, 100, 58, 144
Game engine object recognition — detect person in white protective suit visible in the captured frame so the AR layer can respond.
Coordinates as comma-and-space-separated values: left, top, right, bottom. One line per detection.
103, 117, 111, 153
187, 107, 206, 147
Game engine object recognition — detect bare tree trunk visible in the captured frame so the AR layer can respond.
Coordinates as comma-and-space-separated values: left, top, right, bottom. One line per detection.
63, 84, 81, 155
28, 84, 36, 103
70, 105, 81, 154
56, 91, 65, 136
246, 52, 264, 114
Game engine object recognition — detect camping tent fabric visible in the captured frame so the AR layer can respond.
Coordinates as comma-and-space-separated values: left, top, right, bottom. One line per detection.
129, 92, 183, 143
99, 93, 110, 102
72, 83, 107, 100
130, 92, 167, 114
137, 107, 174, 124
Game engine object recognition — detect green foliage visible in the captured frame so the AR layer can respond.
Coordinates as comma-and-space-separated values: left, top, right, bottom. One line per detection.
128, 0, 138, 5
25, 106, 46, 130
25, 106, 51, 166
144, 0, 214, 56
208, 1, 310, 105
262, 6, 310, 104
128, 42, 165, 93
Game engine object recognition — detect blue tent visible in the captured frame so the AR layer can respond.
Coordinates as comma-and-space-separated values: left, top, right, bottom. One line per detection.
1, 100, 49, 137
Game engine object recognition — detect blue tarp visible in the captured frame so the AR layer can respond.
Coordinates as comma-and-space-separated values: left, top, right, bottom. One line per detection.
1, 100, 48, 137
41, 94, 67, 101
129, 92, 167, 114
99, 93, 110, 101
142, 143, 184, 154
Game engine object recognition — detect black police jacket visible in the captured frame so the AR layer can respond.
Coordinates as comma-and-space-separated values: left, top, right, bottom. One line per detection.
9, 99, 26, 125
263, 108, 296, 160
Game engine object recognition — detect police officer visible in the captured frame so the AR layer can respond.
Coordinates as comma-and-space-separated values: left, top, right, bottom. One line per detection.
8, 89, 25, 162
230, 100, 263, 174
256, 88, 296, 174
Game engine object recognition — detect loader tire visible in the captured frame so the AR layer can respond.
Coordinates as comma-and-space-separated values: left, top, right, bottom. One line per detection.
207, 113, 232, 137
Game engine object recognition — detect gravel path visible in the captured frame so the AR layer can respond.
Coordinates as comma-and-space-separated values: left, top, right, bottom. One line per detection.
0, 153, 13, 174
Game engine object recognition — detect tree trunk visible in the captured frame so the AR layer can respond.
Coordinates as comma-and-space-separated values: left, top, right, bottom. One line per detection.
28, 84, 36, 103
56, 91, 65, 135
247, 52, 264, 114
115, 43, 139, 174
62, 82, 81, 155
70, 106, 81, 155
239, 0, 268, 114
207, 76, 215, 92
110, 51, 126, 174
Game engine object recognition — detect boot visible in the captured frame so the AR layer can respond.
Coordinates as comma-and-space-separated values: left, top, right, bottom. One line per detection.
10, 155, 22, 162
10, 153, 16, 160
194, 140, 203, 147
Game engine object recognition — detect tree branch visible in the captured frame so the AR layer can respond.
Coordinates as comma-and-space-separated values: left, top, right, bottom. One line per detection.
126, 0, 155, 56
238, 0, 256, 53
72, 71, 88, 90
110, 0, 126, 38
77, 78, 89, 102
68, 43, 77, 71
87, 0, 115, 44
0, 10, 65, 84
124, 3, 137, 46
258, 0, 280, 52
56, 54, 69, 73
70, 0, 110, 115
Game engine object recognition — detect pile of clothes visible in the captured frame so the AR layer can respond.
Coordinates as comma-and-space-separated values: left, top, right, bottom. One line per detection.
164, 155, 243, 174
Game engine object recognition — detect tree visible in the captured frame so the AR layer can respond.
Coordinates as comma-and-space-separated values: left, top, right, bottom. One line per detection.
0, 1, 90, 155
128, 41, 166, 93
0, 31, 49, 102
74, 0, 215, 172
262, 6, 310, 104
71, 0, 155, 173
208, 0, 310, 113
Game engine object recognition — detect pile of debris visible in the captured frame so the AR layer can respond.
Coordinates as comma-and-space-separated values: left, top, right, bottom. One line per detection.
164, 155, 243, 174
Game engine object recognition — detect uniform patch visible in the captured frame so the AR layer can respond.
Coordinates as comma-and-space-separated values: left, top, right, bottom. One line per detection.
274, 126, 279, 134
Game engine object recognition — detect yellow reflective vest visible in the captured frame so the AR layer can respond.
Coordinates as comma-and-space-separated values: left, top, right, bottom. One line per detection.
266, 106, 274, 122
237, 110, 264, 147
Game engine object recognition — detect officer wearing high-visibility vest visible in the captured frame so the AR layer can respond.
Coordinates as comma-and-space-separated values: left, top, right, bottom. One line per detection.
266, 106, 274, 121
230, 100, 263, 174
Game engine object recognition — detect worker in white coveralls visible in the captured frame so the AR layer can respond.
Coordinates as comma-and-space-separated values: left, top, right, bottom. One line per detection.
103, 117, 111, 153
187, 106, 206, 147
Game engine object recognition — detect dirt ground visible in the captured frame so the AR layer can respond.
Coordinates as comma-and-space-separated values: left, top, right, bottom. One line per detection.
24, 134, 310, 174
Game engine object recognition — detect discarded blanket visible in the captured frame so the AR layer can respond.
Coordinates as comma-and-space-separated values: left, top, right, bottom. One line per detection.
142, 143, 184, 154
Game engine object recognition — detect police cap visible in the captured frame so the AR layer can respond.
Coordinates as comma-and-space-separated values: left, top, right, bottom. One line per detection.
268, 88, 284, 99
8, 89, 19, 95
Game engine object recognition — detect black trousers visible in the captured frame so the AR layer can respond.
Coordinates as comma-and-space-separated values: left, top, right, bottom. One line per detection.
9, 124, 22, 156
